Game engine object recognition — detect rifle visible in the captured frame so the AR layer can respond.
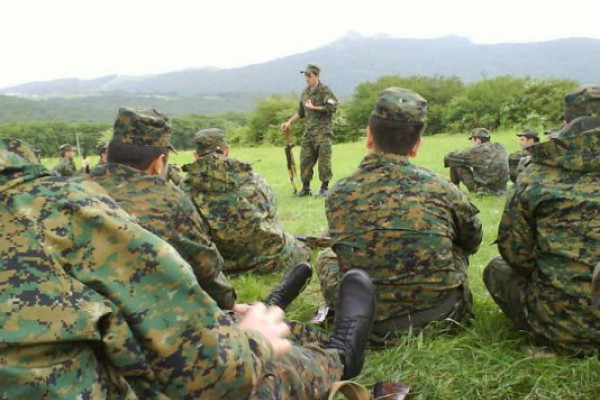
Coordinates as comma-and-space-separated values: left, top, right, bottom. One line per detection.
282, 127, 299, 193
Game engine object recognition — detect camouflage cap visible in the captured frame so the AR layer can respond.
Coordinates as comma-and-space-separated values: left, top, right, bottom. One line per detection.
0, 138, 41, 170
300, 64, 321, 75
563, 84, 600, 122
97, 142, 108, 154
469, 128, 491, 140
112, 108, 174, 149
516, 128, 539, 140
370, 87, 427, 123
59, 143, 73, 152
194, 128, 227, 154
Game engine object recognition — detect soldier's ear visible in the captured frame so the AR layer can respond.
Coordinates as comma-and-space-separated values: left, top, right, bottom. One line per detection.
365, 127, 374, 150
408, 137, 423, 158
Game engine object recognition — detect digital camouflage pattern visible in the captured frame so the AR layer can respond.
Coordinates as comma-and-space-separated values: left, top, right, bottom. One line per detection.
182, 153, 311, 275
508, 148, 529, 183
112, 108, 174, 149
85, 163, 236, 310
194, 128, 227, 156
370, 87, 427, 122
485, 123, 600, 355
166, 163, 183, 186
0, 138, 343, 399
444, 141, 509, 195
563, 84, 600, 122
298, 81, 337, 184
320, 152, 482, 330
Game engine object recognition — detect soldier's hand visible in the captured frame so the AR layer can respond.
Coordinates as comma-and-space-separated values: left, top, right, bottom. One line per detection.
280, 121, 291, 131
304, 99, 315, 110
232, 303, 251, 315
239, 303, 291, 355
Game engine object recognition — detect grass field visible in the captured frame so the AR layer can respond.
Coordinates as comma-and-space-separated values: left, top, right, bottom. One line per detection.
45, 130, 599, 399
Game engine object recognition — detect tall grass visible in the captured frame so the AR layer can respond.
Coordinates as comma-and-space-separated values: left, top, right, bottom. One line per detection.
45, 130, 599, 398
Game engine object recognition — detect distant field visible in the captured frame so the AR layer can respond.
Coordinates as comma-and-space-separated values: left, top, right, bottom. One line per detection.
43, 130, 599, 399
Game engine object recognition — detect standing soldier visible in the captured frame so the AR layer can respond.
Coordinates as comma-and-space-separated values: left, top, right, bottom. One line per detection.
508, 128, 540, 183
281, 64, 338, 197
52, 143, 77, 176
444, 128, 509, 195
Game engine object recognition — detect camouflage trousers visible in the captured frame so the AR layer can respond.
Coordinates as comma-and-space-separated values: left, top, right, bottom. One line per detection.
449, 166, 506, 196
300, 134, 332, 185
316, 248, 472, 346
249, 320, 344, 399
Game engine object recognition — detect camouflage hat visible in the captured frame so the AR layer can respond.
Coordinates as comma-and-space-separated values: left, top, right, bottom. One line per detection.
112, 108, 174, 149
59, 143, 73, 152
516, 128, 539, 140
97, 142, 108, 154
194, 128, 227, 154
563, 84, 600, 122
469, 128, 491, 140
370, 87, 427, 123
300, 64, 321, 75
0, 138, 41, 170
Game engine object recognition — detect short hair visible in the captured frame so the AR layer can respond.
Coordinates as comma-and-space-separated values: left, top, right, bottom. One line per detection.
368, 115, 425, 155
478, 137, 491, 144
107, 141, 169, 171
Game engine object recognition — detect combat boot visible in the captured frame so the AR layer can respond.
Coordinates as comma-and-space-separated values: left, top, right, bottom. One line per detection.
263, 262, 312, 310
296, 182, 312, 197
326, 269, 376, 380
316, 181, 329, 197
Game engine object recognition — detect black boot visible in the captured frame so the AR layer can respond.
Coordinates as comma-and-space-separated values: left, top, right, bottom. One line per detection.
326, 269, 376, 380
296, 182, 311, 197
317, 181, 329, 197
263, 262, 313, 310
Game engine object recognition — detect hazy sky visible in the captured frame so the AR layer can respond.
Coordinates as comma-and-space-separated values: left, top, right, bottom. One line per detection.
1, 0, 598, 88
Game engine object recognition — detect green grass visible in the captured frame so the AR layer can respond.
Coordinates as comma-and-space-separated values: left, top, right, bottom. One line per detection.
44, 130, 599, 398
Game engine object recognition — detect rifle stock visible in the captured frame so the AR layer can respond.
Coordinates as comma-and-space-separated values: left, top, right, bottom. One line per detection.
282, 128, 299, 193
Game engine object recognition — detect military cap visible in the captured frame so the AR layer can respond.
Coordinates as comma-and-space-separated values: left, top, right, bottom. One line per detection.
0, 138, 40, 170
59, 143, 73, 152
194, 128, 227, 154
97, 142, 108, 154
112, 108, 175, 150
469, 128, 491, 140
563, 84, 600, 122
300, 64, 321, 75
516, 128, 539, 140
370, 87, 427, 123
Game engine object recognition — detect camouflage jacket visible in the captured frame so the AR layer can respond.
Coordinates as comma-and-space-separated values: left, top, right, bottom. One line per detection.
52, 157, 77, 176
298, 82, 337, 137
182, 154, 310, 275
508, 148, 529, 183
444, 142, 509, 193
326, 152, 482, 322
86, 163, 236, 310
497, 121, 600, 354
0, 148, 275, 399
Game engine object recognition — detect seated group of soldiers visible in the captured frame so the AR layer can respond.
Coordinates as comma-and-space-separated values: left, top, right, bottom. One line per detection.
1, 84, 598, 399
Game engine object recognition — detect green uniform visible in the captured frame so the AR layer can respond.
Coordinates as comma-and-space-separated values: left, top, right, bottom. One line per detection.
508, 148, 529, 183
297, 82, 337, 184
52, 156, 77, 176
317, 152, 482, 339
86, 163, 236, 310
0, 138, 342, 399
484, 120, 600, 355
444, 142, 509, 195
182, 153, 311, 275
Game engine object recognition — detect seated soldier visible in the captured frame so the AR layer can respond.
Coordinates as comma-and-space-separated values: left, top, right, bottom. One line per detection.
0, 137, 376, 399
508, 128, 540, 183
444, 128, 509, 195
182, 128, 311, 275
316, 87, 482, 345
484, 84, 600, 356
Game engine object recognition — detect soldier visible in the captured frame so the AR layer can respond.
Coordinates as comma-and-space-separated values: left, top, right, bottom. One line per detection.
444, 128, 509, 195
85, 108, 236, 310
96, 142, 108, 165
281, 64, 338, 197
182, 128, 312, 275
316, 87, 482, 344
52, 143, 78, 176
483, 84, 600, 356
166, 163, 184, 185
0, 137, 376, 399
508, 128, 540, 183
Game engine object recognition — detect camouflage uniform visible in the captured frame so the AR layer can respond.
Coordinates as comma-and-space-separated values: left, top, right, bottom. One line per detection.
297, 65, 338, 186
508, 148, 529, 183
182, 129, 311, 275
444, 129, 509, 195
53, 144, 78, 176
317, 88, 482, 342
0, 138, 343, 399
166, 163, 183, 185
483, 86, 600, 355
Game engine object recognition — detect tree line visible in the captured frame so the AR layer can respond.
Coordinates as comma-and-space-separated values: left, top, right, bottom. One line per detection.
1, 75, 578, 155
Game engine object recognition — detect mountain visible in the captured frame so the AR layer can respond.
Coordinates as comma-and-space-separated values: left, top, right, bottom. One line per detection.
1, 35, 599, 122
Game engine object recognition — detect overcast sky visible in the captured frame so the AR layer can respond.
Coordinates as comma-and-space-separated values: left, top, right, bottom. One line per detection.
1, 0, 598, 89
